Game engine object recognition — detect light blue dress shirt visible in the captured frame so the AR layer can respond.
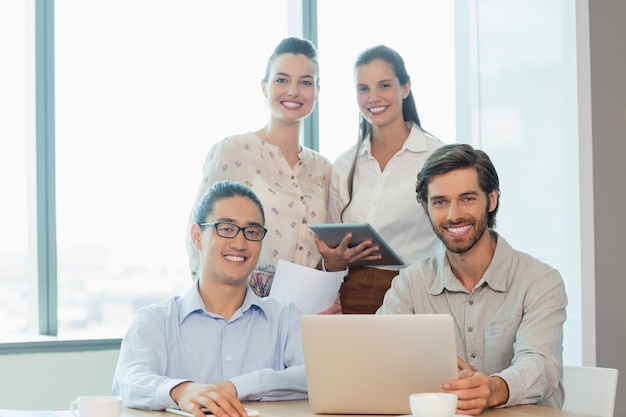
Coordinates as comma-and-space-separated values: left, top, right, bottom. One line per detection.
112, 282, 307, 409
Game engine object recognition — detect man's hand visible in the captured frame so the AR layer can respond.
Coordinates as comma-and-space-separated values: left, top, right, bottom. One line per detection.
441, 366, 509, 415
171, 381, 248, 417
457, 357, 476, 373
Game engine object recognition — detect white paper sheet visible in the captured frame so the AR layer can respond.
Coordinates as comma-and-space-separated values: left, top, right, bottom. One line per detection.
268, 259, 345, 314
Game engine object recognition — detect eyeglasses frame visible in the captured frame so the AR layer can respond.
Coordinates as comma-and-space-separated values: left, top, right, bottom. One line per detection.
199, 222, 267, 241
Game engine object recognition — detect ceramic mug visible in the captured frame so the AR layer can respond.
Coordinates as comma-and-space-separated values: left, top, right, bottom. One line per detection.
409, 392, 457, 417
70, 395, 122, 417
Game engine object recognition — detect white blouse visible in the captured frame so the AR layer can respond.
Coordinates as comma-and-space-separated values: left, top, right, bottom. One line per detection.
187, 131, 331, 296
328, 123, 444, 269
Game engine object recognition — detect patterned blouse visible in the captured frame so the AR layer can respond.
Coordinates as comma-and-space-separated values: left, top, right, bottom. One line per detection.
187, 131, 331, 296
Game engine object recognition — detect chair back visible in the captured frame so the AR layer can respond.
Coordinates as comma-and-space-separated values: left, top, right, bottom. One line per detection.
562, 365, 619, 417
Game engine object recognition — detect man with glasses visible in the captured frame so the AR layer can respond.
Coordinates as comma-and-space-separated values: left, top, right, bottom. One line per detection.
113, 181, 307, 417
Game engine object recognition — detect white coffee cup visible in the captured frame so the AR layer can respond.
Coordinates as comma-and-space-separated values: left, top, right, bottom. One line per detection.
409, 392, 457, 417
70, 395, 122, 417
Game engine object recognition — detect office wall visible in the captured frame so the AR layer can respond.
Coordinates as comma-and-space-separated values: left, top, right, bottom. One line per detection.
588, 1, 626, 417
0, 350, 119, 410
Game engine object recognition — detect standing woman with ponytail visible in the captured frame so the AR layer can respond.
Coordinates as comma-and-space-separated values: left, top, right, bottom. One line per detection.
186, 37, 333, 306
316, 45, 443, 314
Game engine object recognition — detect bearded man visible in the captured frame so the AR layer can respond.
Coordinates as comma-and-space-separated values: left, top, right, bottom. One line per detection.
378, 144, 567, 416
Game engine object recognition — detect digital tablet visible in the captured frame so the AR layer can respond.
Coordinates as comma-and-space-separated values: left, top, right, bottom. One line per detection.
309, 223, 404, 266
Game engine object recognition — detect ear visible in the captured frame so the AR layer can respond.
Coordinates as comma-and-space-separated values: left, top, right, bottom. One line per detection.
261, 80, 268, 98
488, 190, 499, 212
191, 223, 203, 250
402, 81, 412, 99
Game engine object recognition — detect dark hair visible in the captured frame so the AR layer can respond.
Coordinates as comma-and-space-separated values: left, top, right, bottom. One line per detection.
340, 45, 421, 220
194, 181, 265, 225
263, 37, 319, 86
415, 143, 500, 228
355, 45, 421, 129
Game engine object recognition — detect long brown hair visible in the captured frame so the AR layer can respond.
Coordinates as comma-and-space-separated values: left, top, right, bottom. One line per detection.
340, 45, 422, 220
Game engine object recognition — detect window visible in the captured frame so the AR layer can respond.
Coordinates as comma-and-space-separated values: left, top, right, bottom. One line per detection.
52, 0, 289, 336
1, 0, 289, 340
0, 1, 32, 337
2, 1, 585, 367
317, 0, 456, 162
317, 0, 582, 364
462, 0, 582, 364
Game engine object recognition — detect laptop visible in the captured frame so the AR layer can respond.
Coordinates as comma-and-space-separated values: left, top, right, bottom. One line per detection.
301, 314, 458, 415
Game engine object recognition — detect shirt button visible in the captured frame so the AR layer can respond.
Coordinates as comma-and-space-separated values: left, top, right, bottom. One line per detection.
468, 327, 473, 332
470, 353, 476, 359
302, 218, 307, 224
298, 246, 303, 250
291, 175, 295, 180
468, 300, 474, 305
226, 355, 232, 362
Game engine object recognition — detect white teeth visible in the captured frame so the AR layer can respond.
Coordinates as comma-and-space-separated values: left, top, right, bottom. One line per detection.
369, 106, 386, 113
282, 101, 301, 108
224, 255, 245, 262
448, 225, 471, 234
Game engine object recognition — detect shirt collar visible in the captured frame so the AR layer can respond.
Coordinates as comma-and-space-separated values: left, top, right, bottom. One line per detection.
178, 281, 270, 324
359, 122, 429, 158
429, 232, 510, 294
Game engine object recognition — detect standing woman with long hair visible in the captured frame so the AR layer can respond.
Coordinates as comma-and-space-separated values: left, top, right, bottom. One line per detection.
186, 37, 333, 305
316, 45, 443, 314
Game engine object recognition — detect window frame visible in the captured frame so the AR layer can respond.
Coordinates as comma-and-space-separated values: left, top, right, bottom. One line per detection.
1, 1, 593, 366
0, 0, 318, 353
32, 0, 58, 339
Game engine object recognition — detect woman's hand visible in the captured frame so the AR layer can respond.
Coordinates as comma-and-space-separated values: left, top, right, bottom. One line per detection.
318, 303, 342, 314
314, 234, 382, 272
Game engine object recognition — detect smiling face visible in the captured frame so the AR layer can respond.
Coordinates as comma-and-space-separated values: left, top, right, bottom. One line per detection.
355, 58, 410, 129
262, 52, 319, 124
192, 195, 263, 288
426, 168, 498, 254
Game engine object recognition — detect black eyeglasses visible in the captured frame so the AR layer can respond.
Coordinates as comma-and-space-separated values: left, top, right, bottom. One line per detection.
200, 222, 267, 242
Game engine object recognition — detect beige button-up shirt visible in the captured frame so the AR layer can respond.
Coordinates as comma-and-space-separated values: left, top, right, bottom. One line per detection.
378, 233, 567, 409
186, 131, 331, 296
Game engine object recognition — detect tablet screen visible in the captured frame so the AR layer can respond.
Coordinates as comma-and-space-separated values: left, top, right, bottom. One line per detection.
309, 223, 404, 266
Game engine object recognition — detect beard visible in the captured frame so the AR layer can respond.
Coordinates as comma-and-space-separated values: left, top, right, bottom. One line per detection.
431, 208, 490, 254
